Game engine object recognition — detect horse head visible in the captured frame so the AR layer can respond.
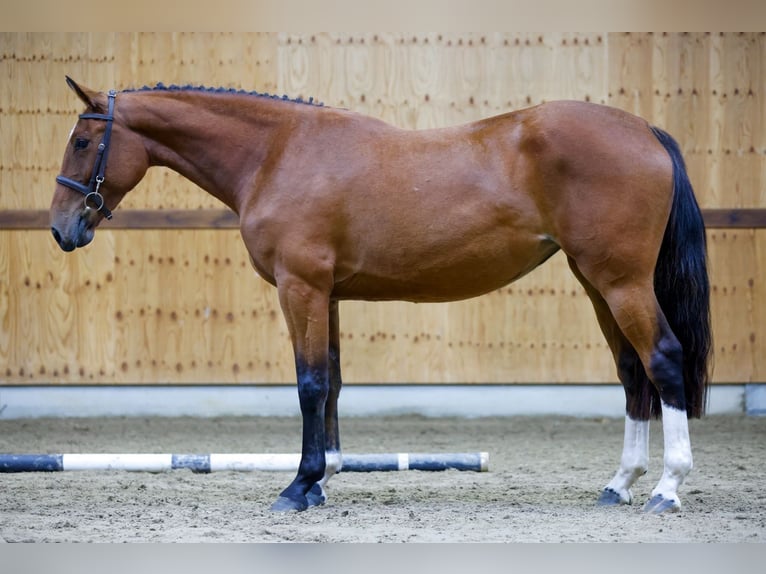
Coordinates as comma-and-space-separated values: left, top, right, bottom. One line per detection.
50, 77, 149, 251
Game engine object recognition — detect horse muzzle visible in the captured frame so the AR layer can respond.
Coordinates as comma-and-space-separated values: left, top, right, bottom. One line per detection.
51, 210, 97, 252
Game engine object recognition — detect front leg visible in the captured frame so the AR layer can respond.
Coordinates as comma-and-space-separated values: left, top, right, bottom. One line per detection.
270, 277, 331, 512
306, 300, 343, 507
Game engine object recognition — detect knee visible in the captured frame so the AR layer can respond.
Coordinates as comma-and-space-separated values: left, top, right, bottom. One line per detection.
296, 361, 329, 411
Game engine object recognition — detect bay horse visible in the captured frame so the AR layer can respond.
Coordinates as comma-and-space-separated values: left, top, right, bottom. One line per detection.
50, 77, 711, 514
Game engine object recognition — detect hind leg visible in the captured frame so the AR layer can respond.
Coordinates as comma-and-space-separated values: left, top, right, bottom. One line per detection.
644, 403, 692, 513
568, 258, 649, 506
599, 417, 650, 506
599, 282, 692, 513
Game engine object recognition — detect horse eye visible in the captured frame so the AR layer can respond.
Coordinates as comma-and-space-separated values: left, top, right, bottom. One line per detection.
74, 138, 90, 150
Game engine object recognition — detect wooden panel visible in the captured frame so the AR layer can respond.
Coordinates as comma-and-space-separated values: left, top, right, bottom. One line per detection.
1, 32, 765, 386
0, 229, 293, 384
107, 229, 292, 384
1, 229, 117, 382
607, 32, 654, 118
337, 251, 612, 384
707, 229, 764, 382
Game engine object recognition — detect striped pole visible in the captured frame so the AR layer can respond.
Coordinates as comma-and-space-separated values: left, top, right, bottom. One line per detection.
0, 452, 489, 473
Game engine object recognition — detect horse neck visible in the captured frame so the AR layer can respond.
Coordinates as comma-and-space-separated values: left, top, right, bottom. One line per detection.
121, 91, 291, 213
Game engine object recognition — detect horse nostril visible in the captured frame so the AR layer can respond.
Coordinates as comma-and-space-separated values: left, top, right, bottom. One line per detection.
51, 226, 78, 252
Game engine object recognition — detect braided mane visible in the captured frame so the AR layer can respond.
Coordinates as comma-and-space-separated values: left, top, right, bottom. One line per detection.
122, 82, 323, 107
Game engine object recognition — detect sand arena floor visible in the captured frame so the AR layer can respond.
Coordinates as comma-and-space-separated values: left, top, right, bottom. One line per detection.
0, 414, 764, 542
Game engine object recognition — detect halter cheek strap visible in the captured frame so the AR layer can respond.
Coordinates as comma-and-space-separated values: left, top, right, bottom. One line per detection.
55, 90, 117, 220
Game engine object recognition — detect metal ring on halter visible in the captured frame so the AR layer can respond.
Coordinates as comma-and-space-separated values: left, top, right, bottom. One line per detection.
84, 191, 106, 212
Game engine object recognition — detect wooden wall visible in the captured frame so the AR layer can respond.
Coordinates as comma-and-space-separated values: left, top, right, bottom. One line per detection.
1, 32, 764, 385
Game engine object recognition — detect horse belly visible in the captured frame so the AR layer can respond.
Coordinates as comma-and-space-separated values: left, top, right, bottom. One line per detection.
332, 231, 558, 303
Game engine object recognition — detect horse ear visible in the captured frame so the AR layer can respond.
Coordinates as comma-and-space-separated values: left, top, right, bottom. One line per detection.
65, 76, 105, 112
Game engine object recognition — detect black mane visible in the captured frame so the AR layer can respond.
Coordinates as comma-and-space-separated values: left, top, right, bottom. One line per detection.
121, 82, 323, 107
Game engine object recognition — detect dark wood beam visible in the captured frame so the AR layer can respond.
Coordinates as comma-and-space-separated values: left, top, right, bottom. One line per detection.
701, 209, 766, 229
0, 209, 239, 229
1, 208, 765, 230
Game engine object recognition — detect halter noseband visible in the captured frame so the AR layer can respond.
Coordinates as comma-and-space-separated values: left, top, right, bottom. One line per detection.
55, 90, 117, 220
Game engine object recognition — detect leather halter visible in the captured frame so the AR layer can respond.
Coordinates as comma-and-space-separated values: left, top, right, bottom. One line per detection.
55, 90, 117, 220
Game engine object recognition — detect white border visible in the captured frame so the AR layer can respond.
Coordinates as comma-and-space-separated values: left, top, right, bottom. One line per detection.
0, 384, 748, 419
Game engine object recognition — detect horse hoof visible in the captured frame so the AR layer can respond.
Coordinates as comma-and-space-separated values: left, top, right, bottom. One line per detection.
306, 483, 327, 507
643, 494, 681, 514
270, 496, 308, 513
597, 487, 629, 506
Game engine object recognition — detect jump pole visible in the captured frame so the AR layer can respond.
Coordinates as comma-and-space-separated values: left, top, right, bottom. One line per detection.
0, 452, 489, 473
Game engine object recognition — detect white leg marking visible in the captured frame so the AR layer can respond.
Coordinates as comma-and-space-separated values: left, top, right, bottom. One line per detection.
650, 401, 693, 510
307, 450, 342, 506
318, 449, 342, 490
603, 416, 649, 504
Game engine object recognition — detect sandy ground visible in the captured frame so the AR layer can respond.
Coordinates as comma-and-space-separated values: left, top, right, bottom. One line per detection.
0, 414, 764, 542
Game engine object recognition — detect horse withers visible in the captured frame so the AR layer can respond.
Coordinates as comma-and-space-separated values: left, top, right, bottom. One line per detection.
50, 77, 711, 514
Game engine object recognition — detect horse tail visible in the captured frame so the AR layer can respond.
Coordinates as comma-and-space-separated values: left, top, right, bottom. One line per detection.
649, 125, 712, 418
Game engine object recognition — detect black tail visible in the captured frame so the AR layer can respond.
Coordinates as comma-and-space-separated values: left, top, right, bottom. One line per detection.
648, 126, 712, 418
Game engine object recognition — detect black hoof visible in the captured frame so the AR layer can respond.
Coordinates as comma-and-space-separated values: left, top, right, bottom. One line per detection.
306, 483, 326, 507
270, 496, 308, 513
643, 494, 680, 514
597, 487, 625, 506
